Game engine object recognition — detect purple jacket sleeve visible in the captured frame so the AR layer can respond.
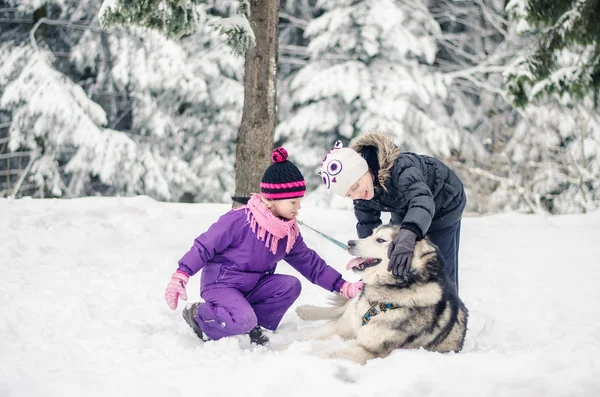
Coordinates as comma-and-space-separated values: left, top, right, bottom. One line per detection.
177, 210, 245, 276
284, 235, 345, 292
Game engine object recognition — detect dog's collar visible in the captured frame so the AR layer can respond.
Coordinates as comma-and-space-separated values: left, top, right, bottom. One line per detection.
362, 301, 401, 326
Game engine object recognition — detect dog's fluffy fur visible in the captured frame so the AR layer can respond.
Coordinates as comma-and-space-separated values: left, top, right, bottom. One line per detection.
296, 225, 468, 364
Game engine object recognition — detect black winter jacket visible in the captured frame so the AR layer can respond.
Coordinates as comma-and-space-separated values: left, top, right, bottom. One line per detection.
351, 134, 466, 239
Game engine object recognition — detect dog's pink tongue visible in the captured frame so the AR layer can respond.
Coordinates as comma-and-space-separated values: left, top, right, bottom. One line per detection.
346, 257, 364, 270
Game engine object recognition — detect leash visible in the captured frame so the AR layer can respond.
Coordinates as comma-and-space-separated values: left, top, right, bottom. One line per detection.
297, 220, 348, 251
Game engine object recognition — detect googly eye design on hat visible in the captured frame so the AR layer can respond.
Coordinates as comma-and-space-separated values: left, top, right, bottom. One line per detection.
319, 140, 369, 196
319, 140, 344, 188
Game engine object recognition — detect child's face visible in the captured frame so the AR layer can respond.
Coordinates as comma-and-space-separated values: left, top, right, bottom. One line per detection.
346, 171, 375, 200
262, 197, 302, 220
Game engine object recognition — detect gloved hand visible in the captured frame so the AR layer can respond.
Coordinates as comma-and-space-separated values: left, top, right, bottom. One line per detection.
340, 280, 364, 299
387, 229, 418, 279
165, 271, 190, 310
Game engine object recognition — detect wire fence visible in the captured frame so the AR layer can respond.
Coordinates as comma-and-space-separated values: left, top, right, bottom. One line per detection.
0, 124, 34, 198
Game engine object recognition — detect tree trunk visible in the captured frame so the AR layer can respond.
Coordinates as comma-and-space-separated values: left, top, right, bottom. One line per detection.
232, 0, 280, 208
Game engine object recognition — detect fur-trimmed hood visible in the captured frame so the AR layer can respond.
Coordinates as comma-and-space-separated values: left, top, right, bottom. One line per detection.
350, 133, 400, 188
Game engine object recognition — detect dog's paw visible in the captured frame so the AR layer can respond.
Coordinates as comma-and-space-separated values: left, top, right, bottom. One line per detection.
295, 304, 319, 321
321, 348, 371, 365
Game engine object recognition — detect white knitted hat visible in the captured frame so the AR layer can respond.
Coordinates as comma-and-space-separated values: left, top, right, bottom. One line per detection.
319, 141, 369, 197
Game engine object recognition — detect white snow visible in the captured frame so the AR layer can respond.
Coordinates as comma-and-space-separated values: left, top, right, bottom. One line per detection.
1, 196, 600, 396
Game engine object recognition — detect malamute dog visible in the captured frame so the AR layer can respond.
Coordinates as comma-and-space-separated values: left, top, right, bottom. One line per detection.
296, 225, 468, 364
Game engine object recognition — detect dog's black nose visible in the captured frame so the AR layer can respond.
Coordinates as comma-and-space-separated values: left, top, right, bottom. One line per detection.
347, 240, 356, 247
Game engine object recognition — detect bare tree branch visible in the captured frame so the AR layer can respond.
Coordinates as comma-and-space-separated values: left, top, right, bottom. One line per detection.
446, 64, 507, 78
473, 0, 507, 37
279, 56, 309, 66
0, 17, 33, 24
438, 37, 485, 64
30, 17, 106, 51
279, 12, 308, 29
465, 164, 545, 214
279, 44, 309, 56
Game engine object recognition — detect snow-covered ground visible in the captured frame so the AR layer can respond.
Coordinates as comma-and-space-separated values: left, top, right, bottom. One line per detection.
1, 196, 599, 397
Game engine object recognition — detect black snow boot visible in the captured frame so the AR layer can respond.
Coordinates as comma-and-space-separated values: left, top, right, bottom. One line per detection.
182, 302, 211, 342
248, 326, 269, 346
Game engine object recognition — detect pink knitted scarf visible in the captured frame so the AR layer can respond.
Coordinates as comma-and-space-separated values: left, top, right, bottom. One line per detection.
245, 194, 300, 254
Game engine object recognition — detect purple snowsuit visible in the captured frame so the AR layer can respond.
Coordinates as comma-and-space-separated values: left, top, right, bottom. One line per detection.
178, 208, 345, 340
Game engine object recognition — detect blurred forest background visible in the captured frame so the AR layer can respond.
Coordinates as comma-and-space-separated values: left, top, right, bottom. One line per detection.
1, 0, 599, 215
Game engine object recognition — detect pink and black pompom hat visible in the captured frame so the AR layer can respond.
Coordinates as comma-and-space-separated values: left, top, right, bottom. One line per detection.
260, 147, 306, 200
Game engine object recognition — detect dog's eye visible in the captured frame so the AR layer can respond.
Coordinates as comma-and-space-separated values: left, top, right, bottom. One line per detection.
376, 238, 387, 243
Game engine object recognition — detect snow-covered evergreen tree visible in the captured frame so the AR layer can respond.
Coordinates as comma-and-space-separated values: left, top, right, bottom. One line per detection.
100, 0, 283, 205
505, 0, 600, 107
70, 16, 244, 202
2, 0, 597, 212
482, 0, 600, 214
100, 0, 255, 56
99, 0, 202, 40
0, 0, 244, 201
495, 100, 600, 214
0, 46, 170, 198
277, 0, 462, 196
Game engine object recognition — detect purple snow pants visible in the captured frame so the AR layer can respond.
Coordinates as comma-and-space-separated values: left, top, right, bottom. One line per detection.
194, 274, 301, 340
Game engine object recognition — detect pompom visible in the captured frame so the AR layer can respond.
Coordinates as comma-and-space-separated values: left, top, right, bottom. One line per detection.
271, 147, 288, 163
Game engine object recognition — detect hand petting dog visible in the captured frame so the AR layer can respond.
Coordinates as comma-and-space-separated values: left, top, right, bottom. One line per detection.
340, 280, 364, 299
387, 228, 417, 279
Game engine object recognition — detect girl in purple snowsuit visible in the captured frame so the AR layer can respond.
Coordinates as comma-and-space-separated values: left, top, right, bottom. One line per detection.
164, 148, 363, 344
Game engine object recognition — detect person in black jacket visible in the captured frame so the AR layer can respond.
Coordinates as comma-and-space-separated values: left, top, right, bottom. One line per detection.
319, 133, 466, 293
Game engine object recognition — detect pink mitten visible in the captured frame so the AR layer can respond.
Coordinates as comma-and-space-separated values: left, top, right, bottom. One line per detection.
165, 271, 190, 310
340, 280, 364, 299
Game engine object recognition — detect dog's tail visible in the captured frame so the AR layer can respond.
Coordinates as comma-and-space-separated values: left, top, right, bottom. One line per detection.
295, 293, 349, 321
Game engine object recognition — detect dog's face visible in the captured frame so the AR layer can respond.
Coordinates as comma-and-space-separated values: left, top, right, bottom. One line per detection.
346, 225, 439, 286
